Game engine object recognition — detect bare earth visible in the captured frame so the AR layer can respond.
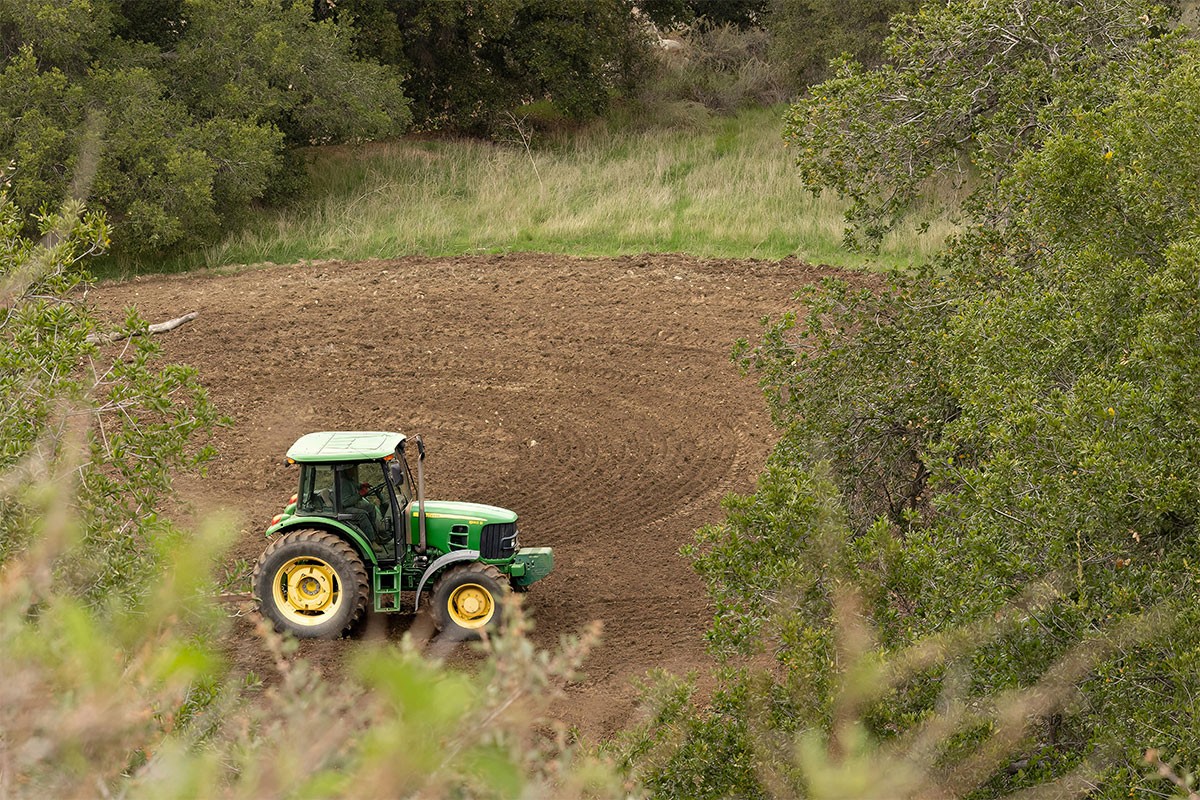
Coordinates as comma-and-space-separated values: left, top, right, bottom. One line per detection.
91, 252, 859, 741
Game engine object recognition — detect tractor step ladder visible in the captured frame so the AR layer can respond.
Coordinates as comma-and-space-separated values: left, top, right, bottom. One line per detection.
373, 567, 402, 612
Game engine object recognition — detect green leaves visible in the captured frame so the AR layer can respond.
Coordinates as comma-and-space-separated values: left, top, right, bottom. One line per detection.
783, 0, 1188, 248
0, 0, 411, 254
330, 0, 648, 134
0, 192, 224, 609
696, 13, 1200, 796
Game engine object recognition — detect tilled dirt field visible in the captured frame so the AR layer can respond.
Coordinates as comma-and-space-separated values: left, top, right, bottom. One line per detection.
91, 252, 862, 740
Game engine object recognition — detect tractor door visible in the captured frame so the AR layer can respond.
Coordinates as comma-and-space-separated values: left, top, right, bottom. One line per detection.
333, 462, 395, 560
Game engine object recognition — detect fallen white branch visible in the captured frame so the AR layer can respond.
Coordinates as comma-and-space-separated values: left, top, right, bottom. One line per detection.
88, 311, 198, 344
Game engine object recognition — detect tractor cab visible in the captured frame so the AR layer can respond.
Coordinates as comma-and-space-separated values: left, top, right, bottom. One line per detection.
287, 431, 413, 561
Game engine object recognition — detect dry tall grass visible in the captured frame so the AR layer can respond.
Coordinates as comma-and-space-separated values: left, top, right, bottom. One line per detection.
176, 107, 955, 274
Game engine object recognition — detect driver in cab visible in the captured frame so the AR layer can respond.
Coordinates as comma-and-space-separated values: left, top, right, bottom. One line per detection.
336, 464, 385, 539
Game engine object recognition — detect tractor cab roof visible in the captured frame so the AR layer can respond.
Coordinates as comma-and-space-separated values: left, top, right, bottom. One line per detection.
286, 431, 407, 463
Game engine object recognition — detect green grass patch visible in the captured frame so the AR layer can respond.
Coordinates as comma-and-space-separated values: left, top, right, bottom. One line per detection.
106, 106, 955, 277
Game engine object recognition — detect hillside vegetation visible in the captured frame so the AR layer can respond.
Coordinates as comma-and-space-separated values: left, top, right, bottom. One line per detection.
135, 106, 953, 277
4, 0, 1200, 798
633, 2, 1200, 798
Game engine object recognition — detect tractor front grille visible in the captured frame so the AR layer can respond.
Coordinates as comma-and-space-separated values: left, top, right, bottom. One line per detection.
480, 522, 518, 560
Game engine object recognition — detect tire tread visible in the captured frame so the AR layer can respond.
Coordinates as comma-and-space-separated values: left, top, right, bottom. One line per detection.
429, 562, 508, 637
252, 528, 369, 638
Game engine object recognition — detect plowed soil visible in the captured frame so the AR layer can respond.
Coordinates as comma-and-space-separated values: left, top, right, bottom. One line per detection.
91, 253, 863, 740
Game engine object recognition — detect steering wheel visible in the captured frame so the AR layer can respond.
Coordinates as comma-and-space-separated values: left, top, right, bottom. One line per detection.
362, 481, 390, 516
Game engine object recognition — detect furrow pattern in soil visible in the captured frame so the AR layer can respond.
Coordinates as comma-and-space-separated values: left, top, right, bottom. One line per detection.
91, 253, 868, 739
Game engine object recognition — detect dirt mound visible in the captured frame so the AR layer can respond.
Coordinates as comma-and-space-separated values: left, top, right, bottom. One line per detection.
91, 252, 864, 739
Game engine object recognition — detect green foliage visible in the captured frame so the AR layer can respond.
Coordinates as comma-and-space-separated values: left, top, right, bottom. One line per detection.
733, 277, 952, 531
0, 48, 86, 216
782, 0, 1189, 246
0, 191, 222, 604
639, 0, 769, 30
169, 0, 407, 147
0, 0, 410, 255
638, 467, 1195, 798
684, 461, 843, 712
628, 465, 1186, 798
710, 36, 1200, 800
616, 670, 769, 800
768, 0, 927, 90
328, 0, 650, 133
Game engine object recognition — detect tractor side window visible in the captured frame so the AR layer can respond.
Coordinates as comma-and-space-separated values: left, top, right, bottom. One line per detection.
334, 462, 395, 559
338, 462, 387, 513
389, 458, 413, 506
334, 463, 387, 530
298, 465, 335, 514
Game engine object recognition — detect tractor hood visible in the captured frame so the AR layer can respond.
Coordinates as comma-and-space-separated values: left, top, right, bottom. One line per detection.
409, 500, 518, 526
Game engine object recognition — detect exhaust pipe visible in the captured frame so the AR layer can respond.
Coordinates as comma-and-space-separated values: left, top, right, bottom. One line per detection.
415, 435, 427, 557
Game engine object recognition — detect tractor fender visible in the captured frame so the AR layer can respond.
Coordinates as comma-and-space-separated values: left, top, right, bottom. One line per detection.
270, 516, 379, 566
414, 550, 481, 611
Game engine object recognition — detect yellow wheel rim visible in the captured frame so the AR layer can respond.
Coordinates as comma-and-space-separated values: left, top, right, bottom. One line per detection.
272, 556, 341, 626
446, 582, 495, 629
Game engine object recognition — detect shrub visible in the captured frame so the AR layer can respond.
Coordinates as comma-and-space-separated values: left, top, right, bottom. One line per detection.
782, 0, 1189, 246
328, 0, 651, 135
711, 40, 1200, 799
0, 188, 222, 603
0, 0, 410, 255
628, 463, 1194, 798
639, 0, 769, 30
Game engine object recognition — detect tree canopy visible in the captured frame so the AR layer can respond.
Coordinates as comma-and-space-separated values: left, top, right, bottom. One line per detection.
321, 0, 651, 134
638, 3, 1200, 797
782, 0, 1185, 246
0, 0, 410, 255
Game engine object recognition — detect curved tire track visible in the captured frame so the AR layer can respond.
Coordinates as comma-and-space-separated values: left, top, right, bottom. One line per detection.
90, 252, 869, 739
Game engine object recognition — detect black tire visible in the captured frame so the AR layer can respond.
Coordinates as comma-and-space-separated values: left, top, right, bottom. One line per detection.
253, 528, 369, 639
430, 563, 508, 639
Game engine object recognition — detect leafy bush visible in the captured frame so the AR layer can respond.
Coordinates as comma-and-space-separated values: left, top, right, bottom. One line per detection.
628, 463, 1194, 798
327, 0, 651, 134
0, 192, 224, 607
782, 0, 1189, 246
697, 33, 1200, 800
639, 0, 769, 30
0, 0, 410, 255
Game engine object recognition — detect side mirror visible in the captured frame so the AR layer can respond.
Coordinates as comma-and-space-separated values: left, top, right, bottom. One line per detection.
388, 460, 404, 484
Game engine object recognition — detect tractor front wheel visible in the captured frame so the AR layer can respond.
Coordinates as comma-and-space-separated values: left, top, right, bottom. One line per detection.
253, 529, 368, 639
430, 563, 508, 639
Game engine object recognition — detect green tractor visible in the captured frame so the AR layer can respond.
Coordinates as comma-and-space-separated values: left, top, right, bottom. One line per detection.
252, 431, 553, 639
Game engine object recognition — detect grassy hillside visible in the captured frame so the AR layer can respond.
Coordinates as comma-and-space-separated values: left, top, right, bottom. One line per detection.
114, 106, 954, 276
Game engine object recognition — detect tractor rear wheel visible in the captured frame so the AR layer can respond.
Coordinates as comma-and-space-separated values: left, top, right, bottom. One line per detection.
430, 563, 508, 639
253, 529, 368, 639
